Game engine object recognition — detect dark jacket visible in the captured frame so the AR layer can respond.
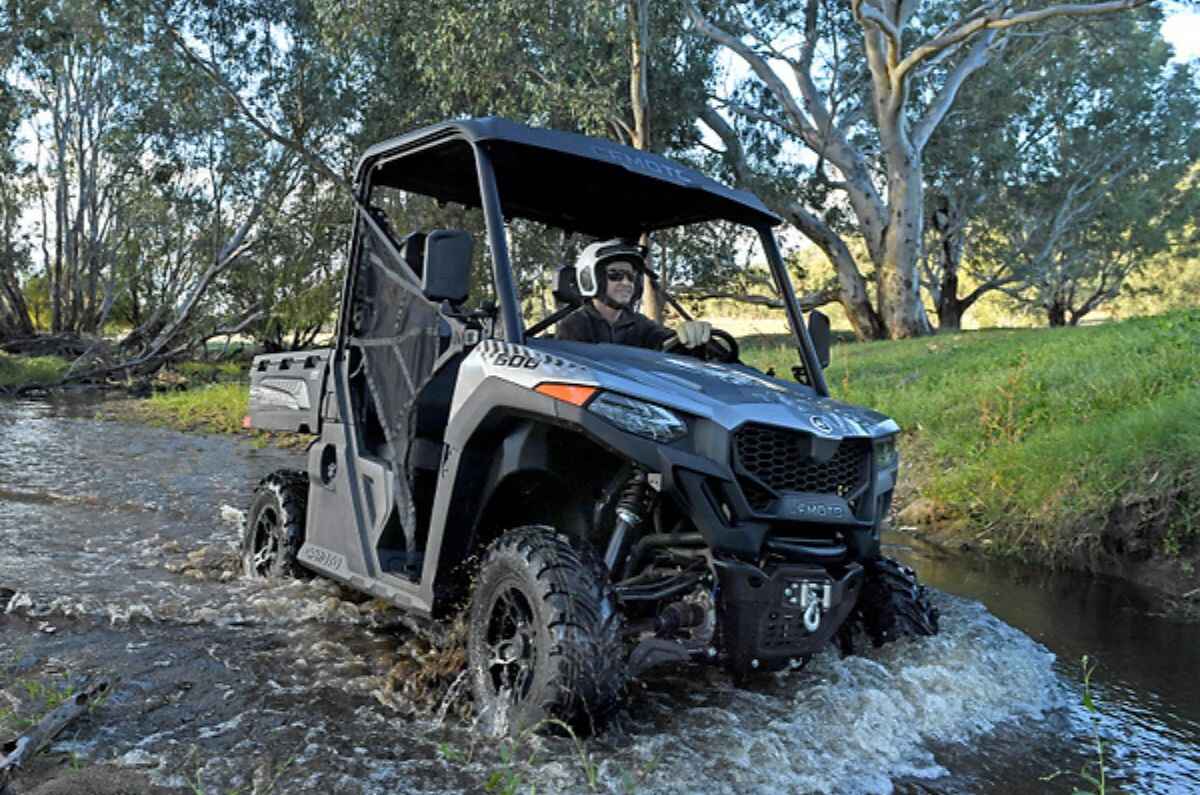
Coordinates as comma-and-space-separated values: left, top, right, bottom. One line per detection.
556, 302, 674, 350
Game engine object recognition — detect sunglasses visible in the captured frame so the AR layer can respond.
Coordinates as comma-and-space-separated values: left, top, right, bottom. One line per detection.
606, 270, 637, 283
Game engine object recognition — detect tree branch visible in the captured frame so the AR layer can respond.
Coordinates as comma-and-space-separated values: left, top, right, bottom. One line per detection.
677, 285, 839, 311
912, 29, 998, 153
1, 679, 115, 795
854, 1, 903, 61
147, 1, 347, 188
896, 0, 1152, 80
683, 3, 822, 150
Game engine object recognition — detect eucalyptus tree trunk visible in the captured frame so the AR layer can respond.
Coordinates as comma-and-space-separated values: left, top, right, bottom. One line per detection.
627, 0, 665, 323
929, 195, 965, 330
877, 141, 928, 337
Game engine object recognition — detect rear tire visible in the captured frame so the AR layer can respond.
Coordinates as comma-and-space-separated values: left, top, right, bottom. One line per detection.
243, 470, 310, 579
467, 527, 625, 736
853, 558, 939, 647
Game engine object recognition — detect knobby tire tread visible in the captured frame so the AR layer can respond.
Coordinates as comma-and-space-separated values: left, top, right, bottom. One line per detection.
470, 526, 625, 735
244, 469, 309, 579
854, 557, 940, 648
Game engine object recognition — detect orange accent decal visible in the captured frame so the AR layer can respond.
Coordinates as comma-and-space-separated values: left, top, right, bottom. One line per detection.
534, 383, 597, 406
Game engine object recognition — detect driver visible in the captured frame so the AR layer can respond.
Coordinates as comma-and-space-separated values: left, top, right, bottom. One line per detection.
556, 239, 711, 351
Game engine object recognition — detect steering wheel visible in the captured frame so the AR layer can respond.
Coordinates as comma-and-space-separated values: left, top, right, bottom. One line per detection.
663, 327, 740, 363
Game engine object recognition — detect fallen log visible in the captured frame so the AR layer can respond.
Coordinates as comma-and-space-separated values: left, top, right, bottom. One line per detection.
0, 678, 115, 795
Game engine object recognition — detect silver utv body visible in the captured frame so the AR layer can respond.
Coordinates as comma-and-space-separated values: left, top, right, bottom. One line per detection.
246, 119, 903, 667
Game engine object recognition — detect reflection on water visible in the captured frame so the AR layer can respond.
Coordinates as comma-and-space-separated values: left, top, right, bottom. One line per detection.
1, 397, 1198, 793
889, 533, 1200, 794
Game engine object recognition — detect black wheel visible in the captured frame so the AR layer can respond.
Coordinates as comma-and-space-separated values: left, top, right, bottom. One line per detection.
468, 527, 625, 736
243, 470, 310, 579
851, 558, 939, 648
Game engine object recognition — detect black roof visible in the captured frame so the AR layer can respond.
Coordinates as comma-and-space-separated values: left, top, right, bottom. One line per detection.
356, 117, 780, 237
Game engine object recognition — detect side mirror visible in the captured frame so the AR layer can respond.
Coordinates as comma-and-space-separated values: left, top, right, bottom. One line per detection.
808, 310, 831, 369
422, 229, 473, 305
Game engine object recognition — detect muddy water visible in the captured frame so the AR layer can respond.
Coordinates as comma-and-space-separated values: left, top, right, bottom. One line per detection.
2, 398, 1198, 794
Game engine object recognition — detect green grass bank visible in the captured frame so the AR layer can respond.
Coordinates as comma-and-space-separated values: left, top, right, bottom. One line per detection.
0, 350, 69, 389
114, 310, 1200, 599
125, 376, 309, 449
745, 310, 1200, 600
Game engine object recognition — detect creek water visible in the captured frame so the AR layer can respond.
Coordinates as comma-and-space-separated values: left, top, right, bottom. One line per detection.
1, 397, 1197, 794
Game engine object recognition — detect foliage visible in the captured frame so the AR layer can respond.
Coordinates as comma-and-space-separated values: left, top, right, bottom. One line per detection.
957, 15, 1200, 327
743, 310, 1200, 559
1042, 655, 1110, 794
0, 350, 69, 387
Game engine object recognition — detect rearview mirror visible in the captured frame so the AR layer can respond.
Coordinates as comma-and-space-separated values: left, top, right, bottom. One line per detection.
808, 310, 831, 369
422, 229, 473, 305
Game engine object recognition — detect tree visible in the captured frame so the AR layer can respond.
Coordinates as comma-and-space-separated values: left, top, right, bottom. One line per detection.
0, 43, 35, 338
320, 0, 718, 314
119, 0, 359, 356
918, 12, 1198, 330
968, 18, 1200, 325
12, 0, 154, 335
686, 0, 1158, 340
0, 0, 351, 380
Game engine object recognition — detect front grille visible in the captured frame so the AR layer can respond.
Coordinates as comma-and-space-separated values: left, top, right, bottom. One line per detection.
733, 424, 870, 509
738, 477, 776, 511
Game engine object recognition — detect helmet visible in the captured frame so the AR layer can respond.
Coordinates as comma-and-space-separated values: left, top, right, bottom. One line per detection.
575, 239, 644, 307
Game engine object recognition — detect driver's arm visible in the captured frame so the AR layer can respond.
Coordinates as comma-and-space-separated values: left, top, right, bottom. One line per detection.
632, 317, 711, 351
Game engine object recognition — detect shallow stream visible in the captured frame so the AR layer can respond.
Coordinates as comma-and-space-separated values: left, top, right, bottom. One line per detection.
1, 398, 1197, 794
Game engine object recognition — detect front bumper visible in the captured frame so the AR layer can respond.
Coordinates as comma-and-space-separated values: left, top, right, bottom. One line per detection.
714, 558, 863, 673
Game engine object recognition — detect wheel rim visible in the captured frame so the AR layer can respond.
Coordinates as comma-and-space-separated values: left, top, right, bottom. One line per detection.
484, 586, 538, 701
251, 505, 281, 576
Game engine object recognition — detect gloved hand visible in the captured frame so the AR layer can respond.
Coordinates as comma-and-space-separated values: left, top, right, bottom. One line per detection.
672, 320, 712, 348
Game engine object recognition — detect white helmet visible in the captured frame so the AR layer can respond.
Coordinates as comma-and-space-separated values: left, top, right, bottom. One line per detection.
574, 239, 644, 303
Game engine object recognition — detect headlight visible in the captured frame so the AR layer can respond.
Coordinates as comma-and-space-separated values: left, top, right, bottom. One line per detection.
587, 392, 687, 443
875, 435, 899, 469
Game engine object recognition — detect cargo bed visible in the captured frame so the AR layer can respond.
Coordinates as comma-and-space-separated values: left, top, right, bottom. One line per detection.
247, 348, 330, 434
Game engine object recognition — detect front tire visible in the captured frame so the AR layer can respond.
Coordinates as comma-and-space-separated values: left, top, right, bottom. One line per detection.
243, 470, 309, 579
853, 558, 939, 647
467, 527, 625, 736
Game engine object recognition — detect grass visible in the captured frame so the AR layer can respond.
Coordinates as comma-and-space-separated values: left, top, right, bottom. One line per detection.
1042, 655, 1110, 794
140, 382, 251, 434
0, 677, 77, 735
742, 310, 1200, 562
127, 381, 308, 449
172, 359, 248, 384
0, 351, 70, 388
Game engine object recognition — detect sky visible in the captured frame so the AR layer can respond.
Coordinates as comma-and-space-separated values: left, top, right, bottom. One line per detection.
1162, 3, 1200, 60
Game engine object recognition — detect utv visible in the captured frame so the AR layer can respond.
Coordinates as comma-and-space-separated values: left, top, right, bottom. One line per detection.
242, 117, 937, 734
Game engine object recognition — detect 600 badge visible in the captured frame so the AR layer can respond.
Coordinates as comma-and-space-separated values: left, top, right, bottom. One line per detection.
492, 352, 540, 369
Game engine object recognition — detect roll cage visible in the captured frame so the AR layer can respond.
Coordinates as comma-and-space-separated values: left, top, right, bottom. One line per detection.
338, 116, 829, 397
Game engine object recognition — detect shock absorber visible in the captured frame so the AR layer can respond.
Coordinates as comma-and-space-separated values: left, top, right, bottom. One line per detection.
604, 467, 650, 575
